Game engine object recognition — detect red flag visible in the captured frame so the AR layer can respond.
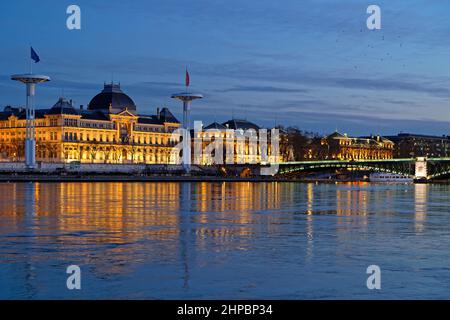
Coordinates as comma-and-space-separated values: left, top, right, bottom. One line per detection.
185, 69, 190, 87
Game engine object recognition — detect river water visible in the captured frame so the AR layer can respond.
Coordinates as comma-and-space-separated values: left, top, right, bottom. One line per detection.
0, 181, 449, 299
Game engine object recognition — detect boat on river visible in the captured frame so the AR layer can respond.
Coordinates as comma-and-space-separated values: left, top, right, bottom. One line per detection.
369, 172, 414, 183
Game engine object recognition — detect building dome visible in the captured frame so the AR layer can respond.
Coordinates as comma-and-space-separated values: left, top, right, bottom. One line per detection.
88, 83, 136, 113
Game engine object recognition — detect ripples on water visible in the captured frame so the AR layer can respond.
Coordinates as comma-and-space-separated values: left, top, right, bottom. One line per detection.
0, 182, 449, 299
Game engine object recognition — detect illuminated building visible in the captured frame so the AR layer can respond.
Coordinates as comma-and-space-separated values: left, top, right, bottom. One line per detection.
313, 131, 394, 160
0, 83, 181, 164
192, 119, 283, 165
385, 133, 450, 158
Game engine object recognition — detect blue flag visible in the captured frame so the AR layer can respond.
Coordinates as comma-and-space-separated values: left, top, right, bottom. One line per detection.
31, 47, 40, 63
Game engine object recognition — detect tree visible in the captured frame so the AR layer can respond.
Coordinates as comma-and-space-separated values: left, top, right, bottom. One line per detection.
278, 126, 319, 161
11, 139, 25, 161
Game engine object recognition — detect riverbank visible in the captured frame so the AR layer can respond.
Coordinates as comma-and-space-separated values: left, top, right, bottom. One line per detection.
0, 174, 447, 183
0, 174, 287, 183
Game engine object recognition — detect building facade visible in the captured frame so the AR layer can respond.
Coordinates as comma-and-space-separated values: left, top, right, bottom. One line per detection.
192, 119, 283, 165
310, 131, 394, 160
0, 83, 181, 164
385, 133, 450, 158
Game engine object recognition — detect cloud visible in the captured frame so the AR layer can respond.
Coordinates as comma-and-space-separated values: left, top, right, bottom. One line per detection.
333, 77, 450, 97
3, 0, 450, 136
218, 85, 308, 93
191, 59, 450, 101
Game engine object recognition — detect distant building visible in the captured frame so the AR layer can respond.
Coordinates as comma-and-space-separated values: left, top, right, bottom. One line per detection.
0, 83, 181, 164
385, 133, 450, 158
310, 131, 394, 160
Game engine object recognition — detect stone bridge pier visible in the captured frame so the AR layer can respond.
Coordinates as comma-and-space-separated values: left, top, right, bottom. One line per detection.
414, 157, 427, 180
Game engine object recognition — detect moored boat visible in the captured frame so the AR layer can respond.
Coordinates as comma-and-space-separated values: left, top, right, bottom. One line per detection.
369, 172, 413, 183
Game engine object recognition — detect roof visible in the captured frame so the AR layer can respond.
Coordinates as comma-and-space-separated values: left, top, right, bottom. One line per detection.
359, 135, 394, 144
1, 103, 179, 125
386, 133, 450, 141
80, 110, 110, 121
222, 119, 260, 130
325, 132, 394, 146
88, 83, 136, 113
0, 112, 11, 120
0, 106, 23, 120
47, 97, 79, 115
0, 106, 24, 119
158, 107, 179, 123
137, 116, 161, 125
327, 131, 348, 139
204, 122, 227, 130
137, 107, 180, 125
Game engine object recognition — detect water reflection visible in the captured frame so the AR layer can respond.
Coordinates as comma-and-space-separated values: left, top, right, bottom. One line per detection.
305, 184, 314, 261
0, 181, 447, 299
180, 183, 191, 289
0, 182, 421, 265
335, 183, 370, 216
414, 184, 428, 233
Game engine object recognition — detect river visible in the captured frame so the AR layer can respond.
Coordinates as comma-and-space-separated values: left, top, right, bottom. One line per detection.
0, 182, 448, 299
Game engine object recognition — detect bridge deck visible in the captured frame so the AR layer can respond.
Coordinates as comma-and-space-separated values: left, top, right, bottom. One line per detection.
280, 158, 450, 166
275, 158, 450, 180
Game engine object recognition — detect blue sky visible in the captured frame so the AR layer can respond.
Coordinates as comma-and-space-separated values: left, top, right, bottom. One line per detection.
1, 0, 450, 135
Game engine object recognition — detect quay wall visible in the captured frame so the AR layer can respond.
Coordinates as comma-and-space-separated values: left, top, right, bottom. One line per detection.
0, 162, 184, 174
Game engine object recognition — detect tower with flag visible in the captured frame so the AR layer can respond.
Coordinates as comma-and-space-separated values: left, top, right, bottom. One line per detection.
11, 47, 50, 168
171, 68, 203, 173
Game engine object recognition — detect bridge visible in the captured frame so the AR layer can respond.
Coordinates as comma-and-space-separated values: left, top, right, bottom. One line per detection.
276, 157, 450, 180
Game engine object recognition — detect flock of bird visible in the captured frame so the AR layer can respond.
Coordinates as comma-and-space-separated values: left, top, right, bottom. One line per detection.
333, 28, 407, 70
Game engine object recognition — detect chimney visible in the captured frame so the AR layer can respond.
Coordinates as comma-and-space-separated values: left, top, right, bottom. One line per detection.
157, 107, 160, 119
80, 105, 84, 111
70, 99, 73, 106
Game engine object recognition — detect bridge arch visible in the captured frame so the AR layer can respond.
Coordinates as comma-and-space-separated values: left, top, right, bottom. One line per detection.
427, 171, 450, 180
278, 162, 414, 178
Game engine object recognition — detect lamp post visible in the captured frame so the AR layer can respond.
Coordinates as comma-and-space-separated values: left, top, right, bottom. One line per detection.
11, 74, 50, 168
171, 92, 203, 173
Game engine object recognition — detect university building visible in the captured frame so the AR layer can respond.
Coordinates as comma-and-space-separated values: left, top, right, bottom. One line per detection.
0, 83, 181, 164
192, 119, 283, 165
310, 131, 394, 160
